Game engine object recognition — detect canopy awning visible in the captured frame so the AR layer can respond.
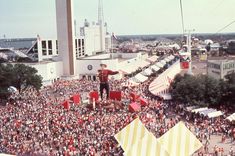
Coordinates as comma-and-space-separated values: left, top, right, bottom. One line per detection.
160, 60, 167, 66
164, 58, 171, 62
146, 55, 159, 62
226, 113, 235, 122
186, 106, 199, 112
168, 55, 175, 61
150, 65, 160, 72
208, 111, 223, 118
155, 62, 164, 68
159, 93, 172, 100
199, 108, 217, 116
139, 60, 151, 68
191, 107, 208, 113
143, 68, 153, 76
157, 121, 203, 156
114, 118, 150, 153
125, 132, 169, 156
134, 73, 148, 83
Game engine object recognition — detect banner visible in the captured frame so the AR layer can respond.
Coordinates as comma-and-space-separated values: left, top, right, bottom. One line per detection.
89, 91, 99, 102
129, 102, 141, 113
70, 94, 80, 104
110, 91, 122, 101
180, 61, 189, 69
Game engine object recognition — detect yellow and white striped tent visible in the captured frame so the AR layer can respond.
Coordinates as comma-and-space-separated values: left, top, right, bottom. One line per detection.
114, 118, 150, 152
125, 132, 170, 156
157, 121, 203, 156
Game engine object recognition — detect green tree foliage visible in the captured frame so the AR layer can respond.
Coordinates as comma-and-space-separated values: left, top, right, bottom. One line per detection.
170, 74, 233, 107
0, 64, 42, 97
224, 73, 235, 106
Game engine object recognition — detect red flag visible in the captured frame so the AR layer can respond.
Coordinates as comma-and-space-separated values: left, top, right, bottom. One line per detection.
62, 101, 70, 109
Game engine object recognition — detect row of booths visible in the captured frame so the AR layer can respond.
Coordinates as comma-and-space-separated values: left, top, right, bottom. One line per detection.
187, 106, 235, 123
122, 55, 176, 87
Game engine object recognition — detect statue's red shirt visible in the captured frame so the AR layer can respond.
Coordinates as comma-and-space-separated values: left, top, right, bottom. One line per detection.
98, 69, 118, 83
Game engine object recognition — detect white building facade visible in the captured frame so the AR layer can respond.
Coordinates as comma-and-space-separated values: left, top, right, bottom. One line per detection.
208, 60, 235, 80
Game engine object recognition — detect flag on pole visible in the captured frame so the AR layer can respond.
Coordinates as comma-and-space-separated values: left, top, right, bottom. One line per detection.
112, 32, 118, 40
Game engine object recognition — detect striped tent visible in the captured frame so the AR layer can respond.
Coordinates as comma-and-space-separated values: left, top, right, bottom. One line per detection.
125, 132, 169, 156
226, 113, 235, 122
114, 118, 150, 152
157, 121, 203, 156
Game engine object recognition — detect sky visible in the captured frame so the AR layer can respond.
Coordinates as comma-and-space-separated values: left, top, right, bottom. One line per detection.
0, 0, 235, 38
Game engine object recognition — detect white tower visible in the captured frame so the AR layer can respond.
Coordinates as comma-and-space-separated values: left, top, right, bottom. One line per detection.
56, 0, 76, 76
98, 0, 105, 52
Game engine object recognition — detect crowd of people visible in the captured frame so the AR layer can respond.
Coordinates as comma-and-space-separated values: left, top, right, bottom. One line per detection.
0, 76, 234, 155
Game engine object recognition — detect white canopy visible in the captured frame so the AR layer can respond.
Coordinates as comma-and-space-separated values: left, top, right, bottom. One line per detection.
186, 106, 199, 112
150, 65, 160, 72
160, 60, 167, 66
139, 60, 151, 68
134, 73, 148, 83
155, 62, 164, 68
191, 107, 208, 113
226, 113, 235, 122
146, 55, 159, 62
168, 55, 175, 61
164, 58, 171, 62
208, 111, 223, 118
143, 68, 153, 76
159, 93, 172, 100
120, 60, 150, 74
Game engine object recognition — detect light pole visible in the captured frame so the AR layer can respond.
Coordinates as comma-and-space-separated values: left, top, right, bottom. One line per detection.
185, 29, 195, 75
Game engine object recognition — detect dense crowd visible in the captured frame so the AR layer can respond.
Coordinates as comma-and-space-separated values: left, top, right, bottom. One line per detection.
0, 77, 234, 155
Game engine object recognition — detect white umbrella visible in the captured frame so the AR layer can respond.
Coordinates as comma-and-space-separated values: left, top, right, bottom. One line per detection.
7, 86, 17, 93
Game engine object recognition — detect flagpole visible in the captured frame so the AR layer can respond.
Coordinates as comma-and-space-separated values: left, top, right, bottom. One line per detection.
111, 33, 113, 59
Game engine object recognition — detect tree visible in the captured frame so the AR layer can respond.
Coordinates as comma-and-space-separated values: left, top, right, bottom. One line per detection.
170, 74, 225, 106
224, 73, 235, 107
0, 64, 42, 97
11, 64, 42, 93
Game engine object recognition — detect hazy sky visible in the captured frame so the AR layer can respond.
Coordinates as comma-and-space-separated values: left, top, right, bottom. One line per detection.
0, 0, 235, 38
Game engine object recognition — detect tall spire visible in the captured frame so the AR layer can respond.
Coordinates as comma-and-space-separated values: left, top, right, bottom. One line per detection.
98, 0, 105, 51
98, 0, 104, 25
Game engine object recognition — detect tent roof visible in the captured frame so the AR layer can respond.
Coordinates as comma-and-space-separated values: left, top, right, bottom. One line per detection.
208, 111, 223, 118
157, 121, 203, 156
226, 113, 235, 122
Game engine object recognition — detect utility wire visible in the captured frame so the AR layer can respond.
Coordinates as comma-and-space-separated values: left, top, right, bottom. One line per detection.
215, 20, 235, 34
179, 0, 185, 39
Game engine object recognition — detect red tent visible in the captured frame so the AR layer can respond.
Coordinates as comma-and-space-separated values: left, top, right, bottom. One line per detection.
62, 101, 70, 109
139, 97, 148, 107
70, 94, 80, 105
110, 91, 122, 101
89, 91, 99, 102
129, 102, 141, 113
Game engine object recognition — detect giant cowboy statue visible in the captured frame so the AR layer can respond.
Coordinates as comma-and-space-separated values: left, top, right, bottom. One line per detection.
97, 64, 119, 100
